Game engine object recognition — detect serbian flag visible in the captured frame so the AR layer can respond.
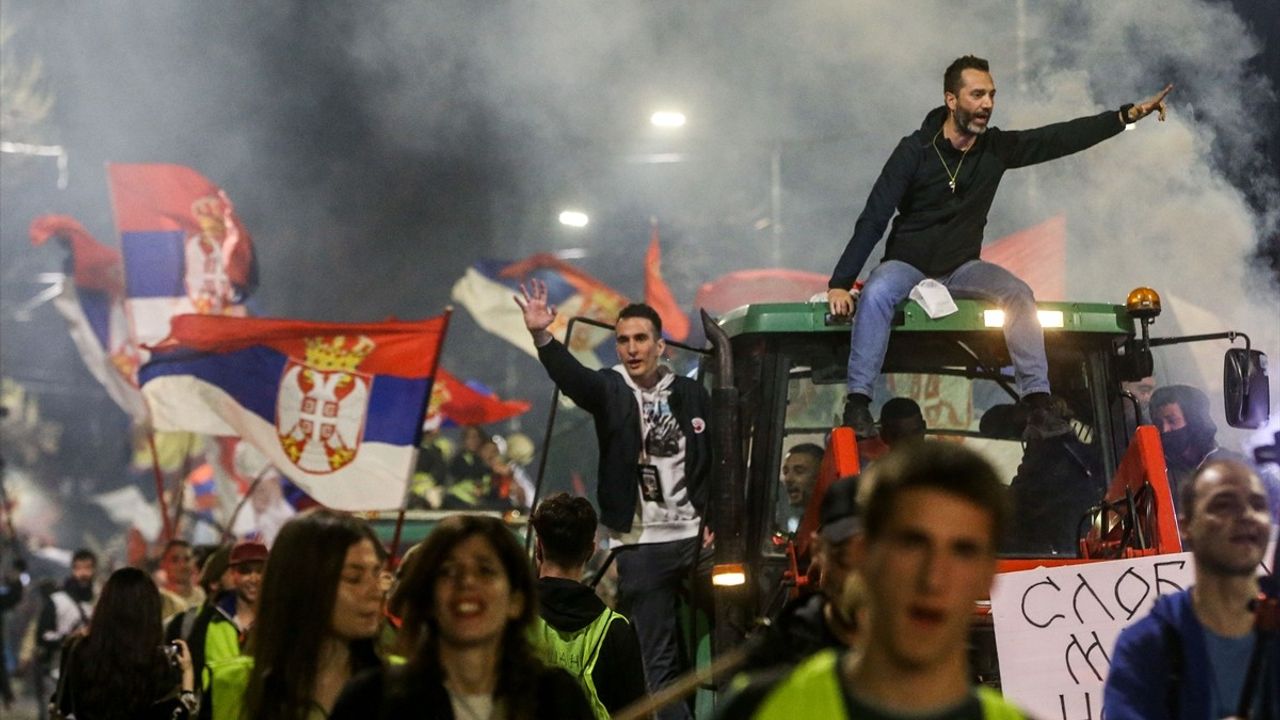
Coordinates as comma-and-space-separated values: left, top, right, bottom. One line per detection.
140, 313, 449, 511
644, 221, 691, 342
424, 368, 531, 430
29, 215, 148, 422
451, 253, 629, 367
108, 163, 257, 348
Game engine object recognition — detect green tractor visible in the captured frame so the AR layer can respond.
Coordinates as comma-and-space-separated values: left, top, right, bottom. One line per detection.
534, 287, 1269, 715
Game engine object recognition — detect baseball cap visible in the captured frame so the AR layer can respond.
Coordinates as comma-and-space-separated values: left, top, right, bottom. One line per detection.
818, 476, 861, 543
229, 540, 269, 567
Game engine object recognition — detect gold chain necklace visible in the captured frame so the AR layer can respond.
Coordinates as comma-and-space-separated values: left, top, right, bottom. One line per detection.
932, 127, 974, 193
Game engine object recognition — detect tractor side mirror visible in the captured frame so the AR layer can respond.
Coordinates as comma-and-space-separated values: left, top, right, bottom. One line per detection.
1224, 348, 1269, 428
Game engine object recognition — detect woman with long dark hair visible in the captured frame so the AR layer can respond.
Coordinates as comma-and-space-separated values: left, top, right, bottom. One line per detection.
331, 514, 593, 720
208, 509, 386, 720
52, 566, 198, 719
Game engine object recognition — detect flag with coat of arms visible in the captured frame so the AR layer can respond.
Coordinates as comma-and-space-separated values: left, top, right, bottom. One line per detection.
139, 312, 450, 511
108, 163, 257, 348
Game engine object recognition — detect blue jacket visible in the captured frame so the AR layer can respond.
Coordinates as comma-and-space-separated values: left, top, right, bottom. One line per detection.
1104, 587, 1280, 719
1105, 590, 1209, 720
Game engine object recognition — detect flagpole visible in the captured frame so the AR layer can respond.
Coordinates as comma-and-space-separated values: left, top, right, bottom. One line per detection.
167, 433, 195, 539
108, 161, 176, 542
389, 307, 454, 564
221, 465, 272, 544
146, 431, 175, 542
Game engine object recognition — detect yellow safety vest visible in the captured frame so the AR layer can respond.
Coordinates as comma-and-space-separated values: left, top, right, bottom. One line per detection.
752, 649, 1026, 720
531, 609, 627, 720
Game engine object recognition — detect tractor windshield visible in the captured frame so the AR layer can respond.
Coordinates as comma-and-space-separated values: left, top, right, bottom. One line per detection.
762, 330, 1110, 558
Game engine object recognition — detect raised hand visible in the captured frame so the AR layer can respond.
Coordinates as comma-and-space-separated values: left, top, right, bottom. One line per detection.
1129, 84, 1174, 122
514, 279, 557, 341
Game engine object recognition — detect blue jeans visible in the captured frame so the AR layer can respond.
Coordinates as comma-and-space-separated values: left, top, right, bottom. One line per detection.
847, 259, 1051, 398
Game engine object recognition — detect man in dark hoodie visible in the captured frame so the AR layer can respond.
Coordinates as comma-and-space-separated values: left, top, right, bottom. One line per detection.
1104, 459, 1276, 718
532, 493, 647, 719
1150, 383, 1245, 513
828, 54, 1172, 441
517, 283, 710, 720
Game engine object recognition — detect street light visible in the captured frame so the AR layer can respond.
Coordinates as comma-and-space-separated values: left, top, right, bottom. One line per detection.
649, 111, 686, 129
558, 210, 589, 228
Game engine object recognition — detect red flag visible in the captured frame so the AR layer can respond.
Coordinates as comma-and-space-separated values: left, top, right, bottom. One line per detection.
425, 368, 531, 429
30, 215, 124, 295
983, 215, 1067, 300
643, 221, 691, 341
695, 268, 830, 315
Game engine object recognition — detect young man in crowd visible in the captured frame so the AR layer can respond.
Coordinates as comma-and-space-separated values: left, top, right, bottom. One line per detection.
191, 539, 267, 717
159, 539, 207, 619
1104, 459, 1277, 718
517, 281, 711, 720
37, 548, 97, 671
531, 492, 647, 718
742, 442, 1027, 719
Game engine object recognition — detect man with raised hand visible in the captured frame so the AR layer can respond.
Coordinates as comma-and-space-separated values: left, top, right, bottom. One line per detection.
516, 279, 711, 720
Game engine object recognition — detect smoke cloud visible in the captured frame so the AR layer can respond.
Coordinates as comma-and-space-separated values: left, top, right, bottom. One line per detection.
2, 0, 1277, 454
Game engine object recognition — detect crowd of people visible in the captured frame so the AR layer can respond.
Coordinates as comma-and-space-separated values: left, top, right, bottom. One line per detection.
12, 435, 1271, 719
409, 426, 539, 513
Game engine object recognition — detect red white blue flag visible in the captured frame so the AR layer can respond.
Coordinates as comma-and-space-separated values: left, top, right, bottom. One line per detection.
108, 163, 257, 348
140, 313, 449, 511
29, 215, 148, 422
451, 253, 629, 367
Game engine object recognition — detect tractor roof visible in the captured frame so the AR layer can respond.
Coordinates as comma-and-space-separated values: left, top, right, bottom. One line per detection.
718, 300, 1133, 338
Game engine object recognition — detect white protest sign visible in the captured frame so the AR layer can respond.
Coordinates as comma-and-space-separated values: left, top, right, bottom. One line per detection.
990, 553, 1195, 720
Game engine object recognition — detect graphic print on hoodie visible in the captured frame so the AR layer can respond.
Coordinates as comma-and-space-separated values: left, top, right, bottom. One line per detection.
611, 366, 701, 546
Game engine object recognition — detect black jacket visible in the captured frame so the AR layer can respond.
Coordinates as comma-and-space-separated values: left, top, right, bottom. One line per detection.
830, 105, 1126, 286
536, 338, 711, 534
331, 663, 594, 720
740, 592, 843, 675
538, 576, 648, 714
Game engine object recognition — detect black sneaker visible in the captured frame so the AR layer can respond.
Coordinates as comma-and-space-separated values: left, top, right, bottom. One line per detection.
1022, 394, 1072, 441
842, 397, 878, 439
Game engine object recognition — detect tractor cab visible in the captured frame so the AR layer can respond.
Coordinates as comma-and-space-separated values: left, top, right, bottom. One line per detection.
531, 290, 1269, 705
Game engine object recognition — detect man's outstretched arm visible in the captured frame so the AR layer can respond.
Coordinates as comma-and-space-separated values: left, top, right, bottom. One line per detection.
1002, 84, 1173, 169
